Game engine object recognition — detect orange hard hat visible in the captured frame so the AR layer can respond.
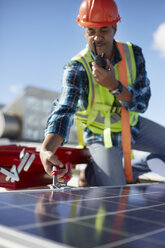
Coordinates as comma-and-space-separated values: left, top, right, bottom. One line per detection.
77, 0, 121, 27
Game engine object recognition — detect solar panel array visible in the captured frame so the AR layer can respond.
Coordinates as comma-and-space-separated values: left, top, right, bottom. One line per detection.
1, 183, 165, 247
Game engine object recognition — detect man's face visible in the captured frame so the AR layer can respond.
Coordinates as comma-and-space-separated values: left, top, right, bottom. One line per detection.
84, 25, 116, 59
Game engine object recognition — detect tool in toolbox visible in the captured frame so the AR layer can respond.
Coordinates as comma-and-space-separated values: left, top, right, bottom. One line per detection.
0, 145, 90, 190
51, 162, 72, 189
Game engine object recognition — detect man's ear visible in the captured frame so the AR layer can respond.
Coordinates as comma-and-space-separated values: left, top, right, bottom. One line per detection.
112, 24, 117, 36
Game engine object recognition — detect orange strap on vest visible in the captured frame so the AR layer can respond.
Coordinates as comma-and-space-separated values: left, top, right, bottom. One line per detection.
117, 42, 133, 183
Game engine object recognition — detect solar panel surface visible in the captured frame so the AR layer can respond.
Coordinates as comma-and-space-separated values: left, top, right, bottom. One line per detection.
1, 183, 165, 247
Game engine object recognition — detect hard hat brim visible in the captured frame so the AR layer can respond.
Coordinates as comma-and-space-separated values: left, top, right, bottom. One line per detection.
76, 16, 121, 27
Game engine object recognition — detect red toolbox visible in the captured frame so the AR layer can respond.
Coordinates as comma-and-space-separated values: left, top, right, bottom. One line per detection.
0, 145, 90, 190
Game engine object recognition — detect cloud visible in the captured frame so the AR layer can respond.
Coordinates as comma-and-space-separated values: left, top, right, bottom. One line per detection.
152, 22, 165, 58
9, 84, 23, 94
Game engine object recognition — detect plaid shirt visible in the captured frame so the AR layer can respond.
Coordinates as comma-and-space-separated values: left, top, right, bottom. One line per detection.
46, 40, 151, 147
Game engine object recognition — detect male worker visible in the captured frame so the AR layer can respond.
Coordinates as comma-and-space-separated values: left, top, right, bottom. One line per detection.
40, 0, 165, 186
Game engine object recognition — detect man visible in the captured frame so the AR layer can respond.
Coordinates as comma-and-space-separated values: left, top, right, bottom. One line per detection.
40, 0, 165, 186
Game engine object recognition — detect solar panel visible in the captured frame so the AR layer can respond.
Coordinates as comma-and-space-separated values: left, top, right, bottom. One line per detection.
1, 183, 165, 248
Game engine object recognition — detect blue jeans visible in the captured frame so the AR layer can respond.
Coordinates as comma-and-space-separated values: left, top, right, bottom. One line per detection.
86, 117, 165, 186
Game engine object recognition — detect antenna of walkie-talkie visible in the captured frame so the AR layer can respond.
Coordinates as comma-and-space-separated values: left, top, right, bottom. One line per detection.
93, 41, 98, 56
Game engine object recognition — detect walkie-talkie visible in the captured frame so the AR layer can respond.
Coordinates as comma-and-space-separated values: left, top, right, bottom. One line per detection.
93, 41, 107, 70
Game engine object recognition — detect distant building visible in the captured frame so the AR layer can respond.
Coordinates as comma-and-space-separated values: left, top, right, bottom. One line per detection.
0, 86, 78, 144
0, 104, 5, 109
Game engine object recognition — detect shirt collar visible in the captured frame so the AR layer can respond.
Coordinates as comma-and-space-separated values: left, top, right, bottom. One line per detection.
111, 40, 122, 66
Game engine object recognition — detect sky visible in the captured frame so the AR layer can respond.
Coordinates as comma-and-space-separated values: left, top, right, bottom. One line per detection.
0, 0, 165, 126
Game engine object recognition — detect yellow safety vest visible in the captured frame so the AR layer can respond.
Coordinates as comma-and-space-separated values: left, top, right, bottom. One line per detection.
72, 41, 139, 148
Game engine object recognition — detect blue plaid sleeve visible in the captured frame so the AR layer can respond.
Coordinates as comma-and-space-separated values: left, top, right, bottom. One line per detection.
45, 61, 85, 143
119, 45, 151, 113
